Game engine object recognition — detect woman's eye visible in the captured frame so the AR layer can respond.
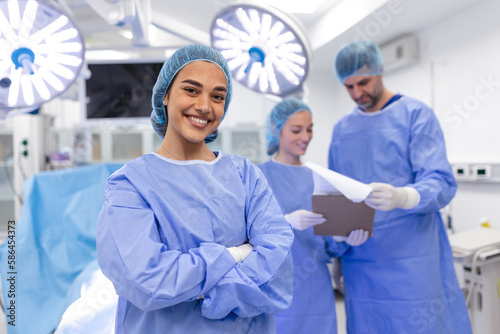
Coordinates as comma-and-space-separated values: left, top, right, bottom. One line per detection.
213, 94, 225, 101
184, 87, 197, 94
291, 130, 300, 134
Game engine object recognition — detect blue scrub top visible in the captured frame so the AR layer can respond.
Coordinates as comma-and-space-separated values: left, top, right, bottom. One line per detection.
97, 152, 294, 333
328, 96, 472, 333
259, 160, 347, 334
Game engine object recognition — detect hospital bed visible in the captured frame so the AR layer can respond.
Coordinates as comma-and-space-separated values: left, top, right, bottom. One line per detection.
0, 163, 122, 334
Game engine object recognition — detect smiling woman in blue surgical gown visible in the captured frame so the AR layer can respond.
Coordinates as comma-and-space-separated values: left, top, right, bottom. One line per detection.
259, 98, 368, 334
96, 45, 294, 334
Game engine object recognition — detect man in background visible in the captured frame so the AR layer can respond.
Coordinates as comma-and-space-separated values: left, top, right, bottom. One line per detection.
328, 40, 471, 334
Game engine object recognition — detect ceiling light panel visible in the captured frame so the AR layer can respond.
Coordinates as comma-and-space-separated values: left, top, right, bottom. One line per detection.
0, 0, 85, 110
211, 3, 311, 97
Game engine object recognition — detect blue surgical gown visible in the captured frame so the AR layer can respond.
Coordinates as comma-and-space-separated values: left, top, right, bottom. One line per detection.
328, 96, 472, 333
259, 160, 348, 334
97, 152, 294, 334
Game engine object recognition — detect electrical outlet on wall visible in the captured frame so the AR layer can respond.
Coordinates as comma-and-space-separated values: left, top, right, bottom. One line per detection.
472, 164, 492, 180
453, 164, 470, 179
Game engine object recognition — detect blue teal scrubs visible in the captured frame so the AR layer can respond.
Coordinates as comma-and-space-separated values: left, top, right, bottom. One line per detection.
328, 96, 472, 333
259, 160, 348, 334
97, 152, 294, 333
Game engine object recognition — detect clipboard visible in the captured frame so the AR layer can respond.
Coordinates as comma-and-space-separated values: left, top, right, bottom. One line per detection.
312, 194, 375, 237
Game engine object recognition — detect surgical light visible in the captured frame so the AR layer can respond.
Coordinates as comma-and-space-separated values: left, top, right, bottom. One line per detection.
0, 0, 84, 115
210, 3, 311, 97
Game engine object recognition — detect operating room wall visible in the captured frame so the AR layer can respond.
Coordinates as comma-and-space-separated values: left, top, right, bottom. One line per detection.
418, 0, 500, 232
302, 0, 500, 232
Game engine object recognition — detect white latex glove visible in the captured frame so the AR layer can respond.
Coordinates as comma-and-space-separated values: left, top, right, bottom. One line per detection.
365, 182, 420, 211
227, 243, 254, 262
285, 209, 326, 231
332, 229, 369, 246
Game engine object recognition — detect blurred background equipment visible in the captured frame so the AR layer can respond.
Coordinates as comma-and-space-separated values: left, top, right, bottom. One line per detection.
0, 0, 85, 218
449, 227, 500, 334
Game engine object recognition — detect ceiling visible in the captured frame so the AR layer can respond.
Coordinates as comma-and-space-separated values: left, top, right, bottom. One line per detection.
64, 0, 481, 69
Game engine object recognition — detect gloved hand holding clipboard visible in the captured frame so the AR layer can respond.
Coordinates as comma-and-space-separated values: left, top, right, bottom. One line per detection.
304, 162, 375, 237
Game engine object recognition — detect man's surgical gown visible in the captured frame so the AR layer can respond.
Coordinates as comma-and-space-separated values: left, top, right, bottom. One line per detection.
97, 152, 294, 333
328, 96, 472, 334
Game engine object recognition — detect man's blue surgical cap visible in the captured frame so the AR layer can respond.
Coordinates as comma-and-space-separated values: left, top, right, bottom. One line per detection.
151, 44, 233, 143
266, 98, 311, 155
334, 40, 384, 84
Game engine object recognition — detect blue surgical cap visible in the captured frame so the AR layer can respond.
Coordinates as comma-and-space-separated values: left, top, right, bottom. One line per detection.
266, 98, 311, 155
334, 40, 384, 84
151, 44, 233, 143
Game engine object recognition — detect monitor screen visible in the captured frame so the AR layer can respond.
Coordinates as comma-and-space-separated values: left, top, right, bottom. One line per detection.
85, 62, 163, 119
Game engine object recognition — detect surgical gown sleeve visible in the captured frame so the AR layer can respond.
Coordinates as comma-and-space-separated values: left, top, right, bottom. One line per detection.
97, 173, 237, 312
201, 162, 294, 319
328, 102, 456, 214
325, 236, 349, 257
405, 106, 457, 213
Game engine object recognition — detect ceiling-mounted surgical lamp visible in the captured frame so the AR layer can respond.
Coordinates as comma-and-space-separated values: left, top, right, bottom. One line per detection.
0, 0, 85, 118
85, 0, 150, 47
210, 2, 312, 98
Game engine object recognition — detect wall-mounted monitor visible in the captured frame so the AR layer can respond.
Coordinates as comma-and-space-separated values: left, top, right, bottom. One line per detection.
85, 61, 164, 122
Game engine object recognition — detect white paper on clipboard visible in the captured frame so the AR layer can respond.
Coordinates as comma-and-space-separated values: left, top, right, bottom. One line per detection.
304, 162, 372, 202
304, 162, 375, 236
